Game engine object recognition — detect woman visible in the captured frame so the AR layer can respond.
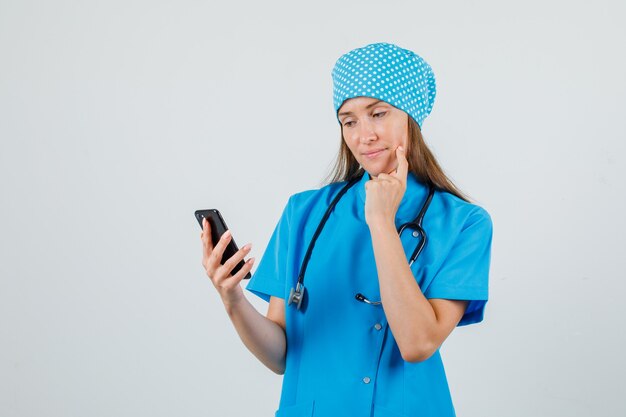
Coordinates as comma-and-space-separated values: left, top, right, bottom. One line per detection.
200, 42, 493, 417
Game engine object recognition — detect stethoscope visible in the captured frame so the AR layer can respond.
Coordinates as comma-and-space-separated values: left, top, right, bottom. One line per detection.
288, 170, 436, 310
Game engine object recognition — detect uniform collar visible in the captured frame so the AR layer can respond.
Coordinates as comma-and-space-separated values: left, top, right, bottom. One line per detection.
356, 170, 430, 225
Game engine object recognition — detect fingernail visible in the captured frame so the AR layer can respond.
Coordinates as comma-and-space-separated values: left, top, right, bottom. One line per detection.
243, 243, 252, 251
398, 146, 404, 151
224, 230, 231, 238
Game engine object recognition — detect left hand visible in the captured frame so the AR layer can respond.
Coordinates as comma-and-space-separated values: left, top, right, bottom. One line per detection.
364, 146, 408, 227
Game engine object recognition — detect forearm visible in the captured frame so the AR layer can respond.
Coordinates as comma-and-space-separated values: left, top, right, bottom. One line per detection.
368, 220, 438, 361
224, 296, 286, 374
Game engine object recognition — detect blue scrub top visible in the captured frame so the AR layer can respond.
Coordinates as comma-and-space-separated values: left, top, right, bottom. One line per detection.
246, 171, 493, 417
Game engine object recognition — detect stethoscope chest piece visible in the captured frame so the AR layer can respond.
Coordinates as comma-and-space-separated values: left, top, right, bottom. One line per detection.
288, 283, 305, 310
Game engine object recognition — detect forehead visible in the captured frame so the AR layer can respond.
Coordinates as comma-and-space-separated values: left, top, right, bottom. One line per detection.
338, 96, 390, 114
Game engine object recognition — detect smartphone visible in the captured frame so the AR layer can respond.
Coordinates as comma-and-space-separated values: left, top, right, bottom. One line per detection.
195, 209, 252, 280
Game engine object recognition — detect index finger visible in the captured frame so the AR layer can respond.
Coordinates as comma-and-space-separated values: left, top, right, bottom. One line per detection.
394, 145, 409, 182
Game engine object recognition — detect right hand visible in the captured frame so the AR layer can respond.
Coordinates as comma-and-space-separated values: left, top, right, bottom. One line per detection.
200, 217, 255, 307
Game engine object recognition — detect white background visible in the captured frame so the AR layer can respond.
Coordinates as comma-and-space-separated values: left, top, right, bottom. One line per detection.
1, 0, 625, 416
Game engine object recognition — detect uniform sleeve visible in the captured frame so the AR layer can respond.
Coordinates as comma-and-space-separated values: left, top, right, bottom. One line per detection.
245, 196, 292, 302
424, 207, 493, 326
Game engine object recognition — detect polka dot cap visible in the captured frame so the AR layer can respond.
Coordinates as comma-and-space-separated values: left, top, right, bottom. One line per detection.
332, 42, 437, 129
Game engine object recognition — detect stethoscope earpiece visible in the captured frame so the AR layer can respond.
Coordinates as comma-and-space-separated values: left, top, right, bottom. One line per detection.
355, 293, 382, 306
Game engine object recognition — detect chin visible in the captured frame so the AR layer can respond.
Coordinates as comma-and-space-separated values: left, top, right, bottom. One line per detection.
363, 162, 393, 177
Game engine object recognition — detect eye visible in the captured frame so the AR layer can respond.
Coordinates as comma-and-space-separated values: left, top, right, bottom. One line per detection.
373, 112, 386, 118
343, 121, 355, 127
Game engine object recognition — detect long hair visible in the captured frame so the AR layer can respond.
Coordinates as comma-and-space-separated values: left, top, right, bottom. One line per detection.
322, 115, 472, 203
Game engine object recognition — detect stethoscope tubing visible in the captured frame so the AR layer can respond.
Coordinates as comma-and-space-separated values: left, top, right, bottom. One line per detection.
296, 174, 362, 287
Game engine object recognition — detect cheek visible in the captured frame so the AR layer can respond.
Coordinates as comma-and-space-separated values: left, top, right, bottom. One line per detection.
343, 136, 359, 156
349, 147, 363, 161
388, 114, 408, 143
392, 126, 408, 148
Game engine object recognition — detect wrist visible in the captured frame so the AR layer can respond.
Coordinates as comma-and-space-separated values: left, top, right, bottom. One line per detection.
222, 291, 245, 315
367, 217, 396, 234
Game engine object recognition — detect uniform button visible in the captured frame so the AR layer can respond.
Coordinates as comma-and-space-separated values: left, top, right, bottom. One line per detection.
374, 323, 382, 330
362, 377, 371, 384
412, 230, 419, 238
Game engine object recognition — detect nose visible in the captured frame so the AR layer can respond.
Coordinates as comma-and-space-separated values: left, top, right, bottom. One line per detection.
357, 119, 377, 143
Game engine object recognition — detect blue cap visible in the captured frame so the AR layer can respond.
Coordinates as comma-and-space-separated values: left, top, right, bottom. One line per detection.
332, 42, 437, 129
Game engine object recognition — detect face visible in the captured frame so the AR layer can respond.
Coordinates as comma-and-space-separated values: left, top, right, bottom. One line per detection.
338, 96, 409, 178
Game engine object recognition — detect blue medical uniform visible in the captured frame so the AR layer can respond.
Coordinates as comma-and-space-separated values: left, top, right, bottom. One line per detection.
245, 171, 493, 417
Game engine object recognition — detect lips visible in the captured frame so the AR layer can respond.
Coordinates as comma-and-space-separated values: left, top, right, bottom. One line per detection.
362, 148, 387, 158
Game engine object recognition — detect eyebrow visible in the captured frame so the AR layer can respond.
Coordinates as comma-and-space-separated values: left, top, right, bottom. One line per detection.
338, 100, 386, 117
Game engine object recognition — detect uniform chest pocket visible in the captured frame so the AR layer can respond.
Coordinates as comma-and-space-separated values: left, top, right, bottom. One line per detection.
274, 400, 315, 417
